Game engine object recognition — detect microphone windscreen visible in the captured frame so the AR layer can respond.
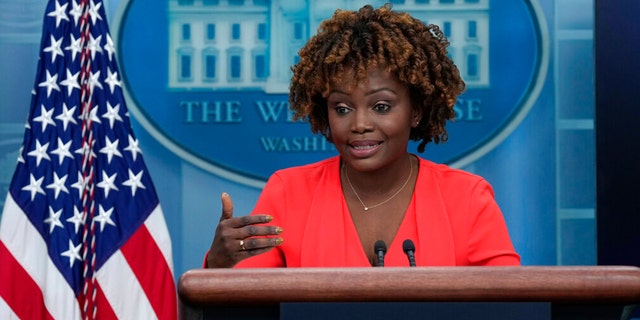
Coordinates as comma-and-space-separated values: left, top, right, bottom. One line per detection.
374, 240, 387, 253
403, 239, 415, 253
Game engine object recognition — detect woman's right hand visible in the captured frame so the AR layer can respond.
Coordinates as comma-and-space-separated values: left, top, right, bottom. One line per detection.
205, 192, 283, 268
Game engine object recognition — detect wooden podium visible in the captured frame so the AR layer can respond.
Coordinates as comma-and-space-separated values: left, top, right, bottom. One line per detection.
178, 266, 640, 320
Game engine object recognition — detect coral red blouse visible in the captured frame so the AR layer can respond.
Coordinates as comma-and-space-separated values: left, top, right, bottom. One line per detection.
234, 156, 520, 268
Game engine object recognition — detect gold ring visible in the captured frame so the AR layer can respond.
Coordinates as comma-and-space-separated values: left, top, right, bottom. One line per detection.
239, 240, 246, 251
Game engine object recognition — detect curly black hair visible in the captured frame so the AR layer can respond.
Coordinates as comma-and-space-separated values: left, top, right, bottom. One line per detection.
289, 3, 466, 152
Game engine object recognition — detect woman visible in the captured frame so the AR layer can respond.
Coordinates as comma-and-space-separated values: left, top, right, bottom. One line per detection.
206, 4, 520, 268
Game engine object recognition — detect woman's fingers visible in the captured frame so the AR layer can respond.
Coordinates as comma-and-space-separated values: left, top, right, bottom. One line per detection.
208, 192, 283, 268
222, 214, 273, 228
219, 192, 234, 221
238, 236, 284, 252
242, 225, 283, 238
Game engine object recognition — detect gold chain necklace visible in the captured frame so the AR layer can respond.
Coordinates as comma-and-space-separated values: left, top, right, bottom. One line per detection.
344, 156, 413, 211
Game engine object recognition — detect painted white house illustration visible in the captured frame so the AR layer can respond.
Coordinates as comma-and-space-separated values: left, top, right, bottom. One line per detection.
168, 0, 489, 92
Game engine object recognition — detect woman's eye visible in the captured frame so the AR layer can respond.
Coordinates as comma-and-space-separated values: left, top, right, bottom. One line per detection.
334, 106, 350, 114
373, 103, 391, 113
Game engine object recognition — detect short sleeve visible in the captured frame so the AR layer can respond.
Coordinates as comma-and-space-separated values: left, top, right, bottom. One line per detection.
466, 179, 521, 266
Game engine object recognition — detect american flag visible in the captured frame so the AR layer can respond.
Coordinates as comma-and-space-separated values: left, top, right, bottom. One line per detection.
0, 0, 177, 319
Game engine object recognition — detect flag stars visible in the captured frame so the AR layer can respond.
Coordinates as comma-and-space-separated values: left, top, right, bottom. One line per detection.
27, 140, 51, 166
123, 169, 145, 196
69, 1, 83, 26
97, 170, 119, 198
21, 174, 46, 201
38, 70, 60, 98
66, 206, 86, 235
60, 69, 81, 96
102, 102, 123, 129
104, 34, 116, 61
46, 172, 70, 199
88, 34, 103, 61
51, 138, 74, 165
17, 146, 25, 164
65, 34, 82, 62
60, 239, 83, 268
94, 204, 116, 232
88, 0, 103, 25
33, 105, 56, 132
99, 137, 123, 164
124, 135, 142, 161
43, 35, 64, 63
86, 105, 102, 125
71, 172, 88, 199
74, 139, 97, 161
47, 0, 69, 28
104, 68, 122, 94
55, 103, 78, 130
87, 70, 103, 94
77, 105, 100, 125
43, 206, 64, 233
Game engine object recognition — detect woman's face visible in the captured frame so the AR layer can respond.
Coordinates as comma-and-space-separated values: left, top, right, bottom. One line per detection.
327, 68, 421, 172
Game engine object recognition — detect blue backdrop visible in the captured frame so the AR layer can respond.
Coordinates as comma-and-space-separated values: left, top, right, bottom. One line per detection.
0, 0, 596, 281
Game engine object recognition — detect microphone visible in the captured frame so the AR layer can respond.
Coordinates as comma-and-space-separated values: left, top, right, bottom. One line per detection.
403, 239, 417, 267
374, 240, 387, 267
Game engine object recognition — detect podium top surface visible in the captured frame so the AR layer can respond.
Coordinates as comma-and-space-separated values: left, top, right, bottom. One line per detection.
178, 266, 640, 306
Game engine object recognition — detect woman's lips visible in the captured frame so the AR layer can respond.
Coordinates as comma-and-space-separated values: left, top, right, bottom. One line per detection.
349, 141, 382, 158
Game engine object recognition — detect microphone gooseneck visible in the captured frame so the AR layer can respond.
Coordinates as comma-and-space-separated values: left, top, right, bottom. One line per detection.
402, 239, 417, 267
374, 240, 387, 267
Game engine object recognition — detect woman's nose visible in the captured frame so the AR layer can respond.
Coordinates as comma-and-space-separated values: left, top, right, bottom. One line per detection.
351, 109, 373, 133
